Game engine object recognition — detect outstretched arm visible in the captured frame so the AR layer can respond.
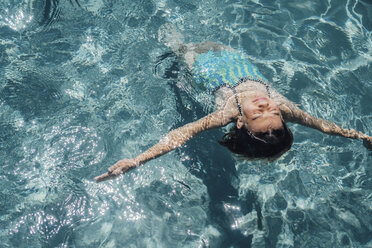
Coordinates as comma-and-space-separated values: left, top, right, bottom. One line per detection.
94, 110, 231, 182
280, 102, 372, 147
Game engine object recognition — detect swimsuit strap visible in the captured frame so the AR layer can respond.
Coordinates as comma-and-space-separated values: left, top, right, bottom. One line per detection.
239, 76, 271, 98
263, 81, 271, 98
230, 83, 270, 144
210, 77, 271, 96
230, 86, 243, 116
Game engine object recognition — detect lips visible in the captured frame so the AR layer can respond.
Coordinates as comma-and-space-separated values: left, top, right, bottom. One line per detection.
252, 97, 267, 103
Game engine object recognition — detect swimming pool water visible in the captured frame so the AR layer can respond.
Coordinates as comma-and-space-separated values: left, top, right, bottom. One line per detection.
1, 0, 372, 247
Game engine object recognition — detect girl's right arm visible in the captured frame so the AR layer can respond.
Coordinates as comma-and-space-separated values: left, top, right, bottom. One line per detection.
94, 110, 231, 182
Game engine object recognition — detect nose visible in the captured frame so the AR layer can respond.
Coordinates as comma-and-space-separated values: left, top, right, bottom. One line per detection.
257, 101, 269, 108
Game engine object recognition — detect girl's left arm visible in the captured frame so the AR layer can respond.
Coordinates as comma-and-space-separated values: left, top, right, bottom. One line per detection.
279, 102, 372, 149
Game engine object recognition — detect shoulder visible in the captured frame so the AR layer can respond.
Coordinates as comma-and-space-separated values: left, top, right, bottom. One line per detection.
278, 99, 300, 122
215, 90, 241, 122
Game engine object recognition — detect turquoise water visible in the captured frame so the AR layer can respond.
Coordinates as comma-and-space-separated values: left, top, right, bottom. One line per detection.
1, 0, 372, 247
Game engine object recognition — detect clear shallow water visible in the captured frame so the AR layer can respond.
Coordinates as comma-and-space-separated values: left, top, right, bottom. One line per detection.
1, 0, 372, 247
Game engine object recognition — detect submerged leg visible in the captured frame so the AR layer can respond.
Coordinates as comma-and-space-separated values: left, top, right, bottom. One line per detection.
158, 24, 233, 69
158, 23, 186, 55
158, 23, 197, 69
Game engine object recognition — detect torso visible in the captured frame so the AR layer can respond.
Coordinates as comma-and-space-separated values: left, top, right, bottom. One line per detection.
189, 47, 294, 122
192, 50, 268, 92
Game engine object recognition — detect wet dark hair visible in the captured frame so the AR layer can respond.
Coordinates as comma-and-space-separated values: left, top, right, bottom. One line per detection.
218, 122, 293, 159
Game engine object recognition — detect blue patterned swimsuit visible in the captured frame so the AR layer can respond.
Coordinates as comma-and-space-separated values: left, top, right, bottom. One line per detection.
192, 49, 269, 93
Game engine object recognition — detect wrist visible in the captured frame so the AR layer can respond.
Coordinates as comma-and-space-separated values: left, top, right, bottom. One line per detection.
133, 157, 141, 166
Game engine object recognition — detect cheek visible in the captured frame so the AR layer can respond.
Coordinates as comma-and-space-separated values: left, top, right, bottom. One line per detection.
242, 104, 255, 117
272, 117, 284, 129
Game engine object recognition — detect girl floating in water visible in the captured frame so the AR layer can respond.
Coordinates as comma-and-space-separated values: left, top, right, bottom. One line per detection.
95, 26, 372, 182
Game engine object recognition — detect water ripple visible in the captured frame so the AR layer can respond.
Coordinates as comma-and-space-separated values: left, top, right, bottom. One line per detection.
40, 0, 62, 27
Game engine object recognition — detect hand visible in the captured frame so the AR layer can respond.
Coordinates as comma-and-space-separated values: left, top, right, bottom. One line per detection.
94, 158, 138, 182
363, 136, 372, 151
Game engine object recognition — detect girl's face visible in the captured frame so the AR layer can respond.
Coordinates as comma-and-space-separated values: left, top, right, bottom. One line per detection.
237, 93, 283, 133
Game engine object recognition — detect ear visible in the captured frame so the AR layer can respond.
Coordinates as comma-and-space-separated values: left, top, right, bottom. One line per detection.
236, 116, 244, 129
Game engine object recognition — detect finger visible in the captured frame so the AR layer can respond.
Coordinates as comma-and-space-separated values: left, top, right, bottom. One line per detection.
94, 172, 117, 182
108, 163, 120, 173
94, 172, 109, 182
108, 166, 115, 173
113, 168, 124, 175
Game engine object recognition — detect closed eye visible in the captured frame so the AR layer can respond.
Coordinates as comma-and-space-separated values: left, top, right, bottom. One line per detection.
252, 113, 261, 120
270, 110, 280, 115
